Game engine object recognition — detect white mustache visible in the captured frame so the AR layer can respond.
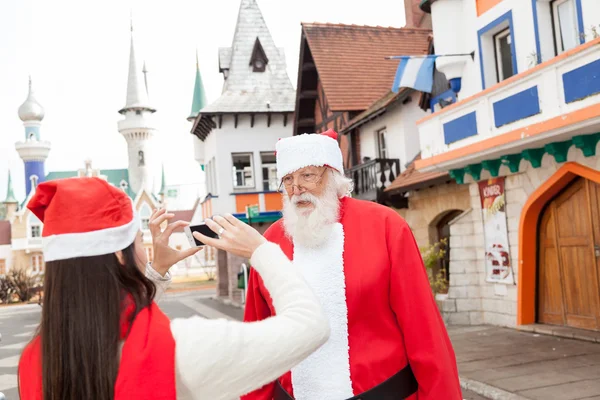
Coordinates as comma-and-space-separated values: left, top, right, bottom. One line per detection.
292, 193, 317, 205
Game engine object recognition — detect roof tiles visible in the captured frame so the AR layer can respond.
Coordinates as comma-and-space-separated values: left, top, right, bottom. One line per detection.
302, 23, 431, 111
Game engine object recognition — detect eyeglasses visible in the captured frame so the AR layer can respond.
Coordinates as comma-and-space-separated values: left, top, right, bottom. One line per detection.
279, 169, 327, 192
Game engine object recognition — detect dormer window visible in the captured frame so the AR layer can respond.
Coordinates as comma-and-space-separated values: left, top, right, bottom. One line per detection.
28, 213, 42, 240
250, 38, 268, 73
140, 203, 152, 231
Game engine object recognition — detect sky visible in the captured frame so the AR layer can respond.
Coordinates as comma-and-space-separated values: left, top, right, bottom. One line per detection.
0, 0, 406, 208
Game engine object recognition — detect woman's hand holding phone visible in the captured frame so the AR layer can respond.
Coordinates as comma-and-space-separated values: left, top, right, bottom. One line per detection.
149, 208, 201, 276
193, 214, 266, 259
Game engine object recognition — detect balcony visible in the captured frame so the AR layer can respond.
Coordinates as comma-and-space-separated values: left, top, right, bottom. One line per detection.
28, 237, 42, 246
11, 237, 43, 252
416, 38, 600, 176
345, 158, 400, 203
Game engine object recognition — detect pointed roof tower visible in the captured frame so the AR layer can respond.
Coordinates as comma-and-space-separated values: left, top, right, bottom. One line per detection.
187, 51, 208, 121
200, 0, 294, 114
18, 76, 45, 122
119, 22, 155, 114
3, 171, 18, 204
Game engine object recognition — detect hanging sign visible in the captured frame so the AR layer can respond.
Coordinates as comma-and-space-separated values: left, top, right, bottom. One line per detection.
478, 177, 515, 285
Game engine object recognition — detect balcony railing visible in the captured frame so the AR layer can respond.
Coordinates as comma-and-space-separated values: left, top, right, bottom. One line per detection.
345, 158, 400, 203
28, 237, 42, 246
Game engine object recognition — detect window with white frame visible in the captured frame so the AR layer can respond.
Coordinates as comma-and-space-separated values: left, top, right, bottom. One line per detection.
28, 213, 42, 240
376, 128, 388, 159
31, 254, 44, 274
552, 0, 579, 54
494, 28, 515, 82
140, 204, 152, 231
260, 152, 278, 191
232, 153, 254, 188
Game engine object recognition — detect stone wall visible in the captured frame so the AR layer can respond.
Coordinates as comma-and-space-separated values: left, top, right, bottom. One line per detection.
439, 208, 484, 325
441, 147, 600, 327
396, 181, 471, 248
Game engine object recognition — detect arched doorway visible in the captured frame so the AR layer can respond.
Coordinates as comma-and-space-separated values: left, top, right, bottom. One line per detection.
519, 162, 600, 328
430, 209, 463, 294
537, 177, 600, 331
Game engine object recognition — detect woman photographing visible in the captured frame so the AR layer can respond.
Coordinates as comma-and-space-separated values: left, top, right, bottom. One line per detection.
18, 177, 329, 400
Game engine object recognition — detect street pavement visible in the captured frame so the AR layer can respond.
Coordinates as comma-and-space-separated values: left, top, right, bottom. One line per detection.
0, 289, 488, 399
449, 325, 600, 400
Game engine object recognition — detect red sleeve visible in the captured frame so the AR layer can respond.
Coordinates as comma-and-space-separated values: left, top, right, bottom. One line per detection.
389, 219, 462, 399
241, 232, 277, 400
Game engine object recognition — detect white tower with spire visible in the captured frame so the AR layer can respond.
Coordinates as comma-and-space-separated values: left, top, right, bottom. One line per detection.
15, 77, 51, 196
117, 22, 158, 195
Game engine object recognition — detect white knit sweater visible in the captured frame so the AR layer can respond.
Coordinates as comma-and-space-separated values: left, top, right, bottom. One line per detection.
145, 242, 330, 400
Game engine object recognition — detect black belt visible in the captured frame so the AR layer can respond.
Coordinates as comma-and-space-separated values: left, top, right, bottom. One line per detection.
274, 364, 418, 400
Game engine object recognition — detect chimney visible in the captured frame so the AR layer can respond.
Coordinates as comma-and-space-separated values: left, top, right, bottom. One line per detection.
404, 0, 432, 29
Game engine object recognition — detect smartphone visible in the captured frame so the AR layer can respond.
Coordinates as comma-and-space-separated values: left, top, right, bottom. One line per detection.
184, 222, 219, 247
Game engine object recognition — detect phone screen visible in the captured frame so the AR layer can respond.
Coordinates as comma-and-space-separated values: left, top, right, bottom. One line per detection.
189, 223, 219, 246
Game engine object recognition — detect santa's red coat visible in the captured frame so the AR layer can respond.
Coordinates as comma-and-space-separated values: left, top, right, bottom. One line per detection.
242, 197, 462, 399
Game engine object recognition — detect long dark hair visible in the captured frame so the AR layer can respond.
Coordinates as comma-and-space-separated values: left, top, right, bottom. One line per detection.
29, 242, 156, 400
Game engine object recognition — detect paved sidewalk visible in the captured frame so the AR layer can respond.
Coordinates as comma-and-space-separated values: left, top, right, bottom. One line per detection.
449, 325, 600, 400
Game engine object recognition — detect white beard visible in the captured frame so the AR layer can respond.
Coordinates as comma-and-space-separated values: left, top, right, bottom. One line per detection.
282, 183, 341, 248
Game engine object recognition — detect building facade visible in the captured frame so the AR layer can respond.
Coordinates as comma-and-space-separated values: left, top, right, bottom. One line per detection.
189, 0, 295, 305
415, 0, 600, 331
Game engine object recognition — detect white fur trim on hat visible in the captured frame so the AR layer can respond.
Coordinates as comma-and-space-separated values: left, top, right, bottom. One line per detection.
42, 205, 140, 262
276, 133, 344, 182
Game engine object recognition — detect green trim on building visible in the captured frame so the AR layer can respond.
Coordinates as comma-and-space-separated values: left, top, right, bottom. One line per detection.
446, 132, 600, 184
500, 154, 522, 173
481, 159, 502, 178
522, 148, 545, 168
465, 164, 483, 181
236, 214, 281, 224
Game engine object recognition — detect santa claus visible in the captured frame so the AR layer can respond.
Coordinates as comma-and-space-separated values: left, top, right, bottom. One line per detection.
242, 130, 462, 400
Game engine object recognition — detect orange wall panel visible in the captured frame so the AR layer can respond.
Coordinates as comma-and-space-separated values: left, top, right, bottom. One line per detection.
235, 194, 259, 213
264, 193, 283, 211
476, 0, 503, 16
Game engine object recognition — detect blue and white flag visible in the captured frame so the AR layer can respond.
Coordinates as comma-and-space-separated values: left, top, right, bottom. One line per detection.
391, 55, 438, 94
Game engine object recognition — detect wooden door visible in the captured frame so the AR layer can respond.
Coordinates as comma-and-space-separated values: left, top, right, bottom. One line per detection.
538, 178, 600, 331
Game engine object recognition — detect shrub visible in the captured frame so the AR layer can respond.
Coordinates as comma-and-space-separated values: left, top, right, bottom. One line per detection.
0, 276, 15, 304
420, 239, 448, 296
7, 269, 42, 303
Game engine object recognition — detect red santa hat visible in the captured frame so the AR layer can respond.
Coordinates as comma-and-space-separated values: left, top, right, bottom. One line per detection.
275, 129, 343, 182
27, 177, 140, 262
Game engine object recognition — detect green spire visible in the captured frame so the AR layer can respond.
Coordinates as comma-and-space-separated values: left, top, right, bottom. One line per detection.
159, 164, 166, 195
188, 50, 208, 121
4, 170, 18, 204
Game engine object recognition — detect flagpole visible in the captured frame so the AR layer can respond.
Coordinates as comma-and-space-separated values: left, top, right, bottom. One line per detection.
385, 51, 475, 60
